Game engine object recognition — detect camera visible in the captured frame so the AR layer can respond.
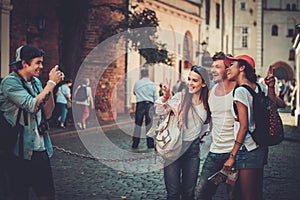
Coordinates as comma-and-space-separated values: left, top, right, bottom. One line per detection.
38, 120, 50, 135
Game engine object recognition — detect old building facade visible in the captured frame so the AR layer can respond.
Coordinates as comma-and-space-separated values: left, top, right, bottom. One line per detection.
1, 0, 299, 124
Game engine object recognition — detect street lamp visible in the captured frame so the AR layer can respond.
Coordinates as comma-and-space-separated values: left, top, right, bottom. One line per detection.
198, 40, 213, 67
200, 41, 208, 52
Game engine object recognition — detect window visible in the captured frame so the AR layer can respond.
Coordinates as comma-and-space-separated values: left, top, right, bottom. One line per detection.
241, 27, 248, 48
272, 25, 278, 36
234, 26, 249, 49
292, 4, 296, 10
183, 31, 193, 67
216, 3, 220, 29
287, 29, 294, 37
205, 0, 210, 25
186, 0, 202, 6
240, 2, 247, 11
286, 4, 291, 10
289, 49, 295, 61
287, 18, 296, 37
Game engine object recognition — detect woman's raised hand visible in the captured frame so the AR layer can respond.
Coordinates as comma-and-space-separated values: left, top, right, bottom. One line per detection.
162, 78, 171, 98
264, 65, 275, 88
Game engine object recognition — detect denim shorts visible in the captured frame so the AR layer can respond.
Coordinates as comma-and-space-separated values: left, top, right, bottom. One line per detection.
235, 145, 268, 169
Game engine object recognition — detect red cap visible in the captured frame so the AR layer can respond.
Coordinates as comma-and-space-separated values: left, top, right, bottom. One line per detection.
224, 55, 255, 70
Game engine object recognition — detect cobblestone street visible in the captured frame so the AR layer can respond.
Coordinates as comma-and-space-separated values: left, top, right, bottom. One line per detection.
47, 108, 300, 200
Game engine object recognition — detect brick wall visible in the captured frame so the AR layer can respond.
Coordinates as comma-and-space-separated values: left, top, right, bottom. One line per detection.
74, 0, 127, 120
10, 0, 127, 121
10, 0, 60, 85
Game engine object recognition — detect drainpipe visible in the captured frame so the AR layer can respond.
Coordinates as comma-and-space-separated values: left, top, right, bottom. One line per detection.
232, 0, 235, 55
221, 0, 224, 50
261, 1, 264, 71
124, 0, 131, 114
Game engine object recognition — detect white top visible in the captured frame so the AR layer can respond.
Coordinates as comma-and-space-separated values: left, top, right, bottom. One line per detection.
155, 92, 207, 141
208, 84, 235, 153
231, 82, 267, 151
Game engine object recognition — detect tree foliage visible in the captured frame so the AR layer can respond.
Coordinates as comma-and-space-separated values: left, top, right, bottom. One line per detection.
101, 7, 173, 65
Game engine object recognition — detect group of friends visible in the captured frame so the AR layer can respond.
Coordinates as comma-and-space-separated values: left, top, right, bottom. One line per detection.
0, 43, 286, 200
132, 52, 286, 200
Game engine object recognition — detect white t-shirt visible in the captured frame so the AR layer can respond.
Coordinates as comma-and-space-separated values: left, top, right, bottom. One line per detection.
182, 103, 207, 141
208, 84, 235, 153
155, 92, 207, 142
231, 82, 267, 151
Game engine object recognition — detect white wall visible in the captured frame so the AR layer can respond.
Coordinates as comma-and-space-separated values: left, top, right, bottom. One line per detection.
263, 9, 300, 76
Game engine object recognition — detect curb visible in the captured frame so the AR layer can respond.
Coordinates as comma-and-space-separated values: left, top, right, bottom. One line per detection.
50, 120, 135, 138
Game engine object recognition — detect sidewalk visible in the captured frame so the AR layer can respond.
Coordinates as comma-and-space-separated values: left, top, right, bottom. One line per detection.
49, 107, 300, 200
49, 112, 144, 135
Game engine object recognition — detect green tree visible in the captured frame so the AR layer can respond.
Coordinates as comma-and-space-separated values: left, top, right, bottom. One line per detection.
102, 7, 173, 65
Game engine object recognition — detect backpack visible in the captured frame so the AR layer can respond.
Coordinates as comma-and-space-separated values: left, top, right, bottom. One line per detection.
233, 83, 284, 146
75, 85, 88, 101
0, 109, 25, 157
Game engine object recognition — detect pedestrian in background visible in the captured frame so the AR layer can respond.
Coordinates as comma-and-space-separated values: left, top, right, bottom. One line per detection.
278, 79, 288, 101
224, 55, 285, 200
196, 52, 237, 200
290, 79, 298, 116
55, 79, 72, 128
155, 65, 211, 200
159, 83, 164, 97
132, 67, 157, 149
74, 78, 94, 129
0, 44, 63, 200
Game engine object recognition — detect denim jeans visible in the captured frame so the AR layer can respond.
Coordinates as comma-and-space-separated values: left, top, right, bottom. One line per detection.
132, 101, 154, 148
164, 139, 200, 200
56, 103, 67, 123
196, 152, 235, 200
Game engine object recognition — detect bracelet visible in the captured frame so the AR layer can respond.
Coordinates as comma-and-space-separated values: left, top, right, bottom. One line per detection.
47, 80, 56, 86
162, 95, 169, 100
235, 140, 243, 146
230, 153, 236, 158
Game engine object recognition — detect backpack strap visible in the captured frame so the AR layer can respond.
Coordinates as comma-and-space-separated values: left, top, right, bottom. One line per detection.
232, 83, 261, 115
232, 85, 239, 115
18, 110, 26, 159
241, 83, 262, 97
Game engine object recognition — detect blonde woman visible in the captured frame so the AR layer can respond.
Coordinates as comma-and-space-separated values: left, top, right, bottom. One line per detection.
74, 78, 94, 129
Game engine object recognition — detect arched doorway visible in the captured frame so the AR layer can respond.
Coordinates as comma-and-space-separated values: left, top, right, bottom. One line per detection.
271, 61, 294, 80
183, 31, 193, 69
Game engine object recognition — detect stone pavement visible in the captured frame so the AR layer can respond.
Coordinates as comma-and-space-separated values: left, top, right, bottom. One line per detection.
46, 107, 300, 200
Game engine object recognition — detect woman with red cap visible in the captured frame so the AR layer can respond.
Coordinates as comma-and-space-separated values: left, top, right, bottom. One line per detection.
224, 55, 285, 200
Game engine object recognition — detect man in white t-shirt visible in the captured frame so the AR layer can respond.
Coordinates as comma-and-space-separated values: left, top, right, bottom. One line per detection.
196, 52, 237, 200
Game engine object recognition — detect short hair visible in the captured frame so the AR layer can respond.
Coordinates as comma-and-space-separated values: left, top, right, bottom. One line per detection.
212, 51, 233, 61
212, 51, 226, 61
10, 45, 44, 70
141, 69, 149, 77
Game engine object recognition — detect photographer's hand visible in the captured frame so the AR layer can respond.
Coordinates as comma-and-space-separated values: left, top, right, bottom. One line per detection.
35, 65, 64, 118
